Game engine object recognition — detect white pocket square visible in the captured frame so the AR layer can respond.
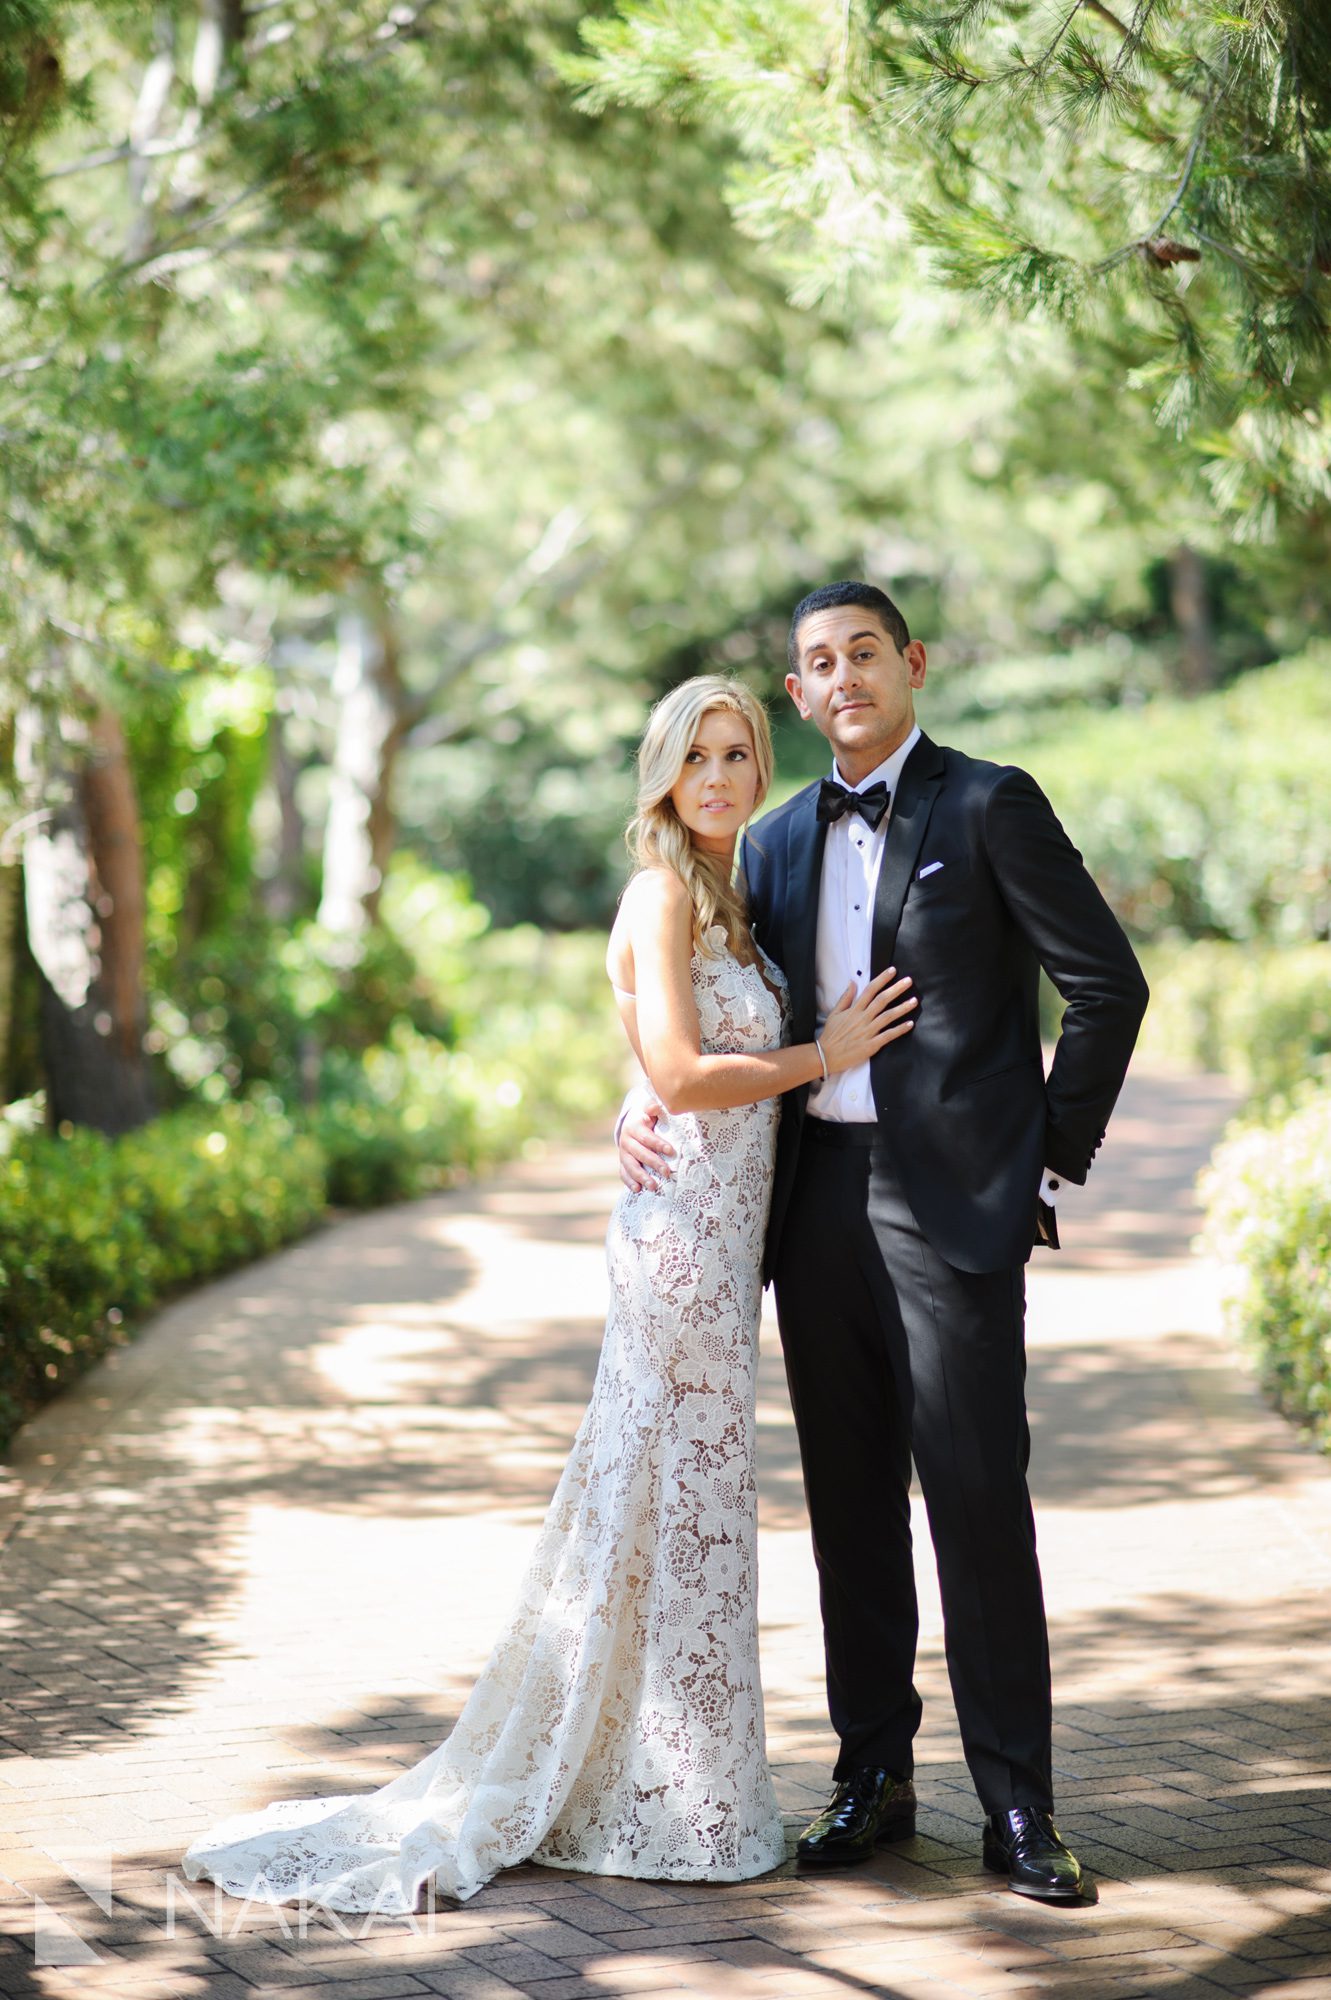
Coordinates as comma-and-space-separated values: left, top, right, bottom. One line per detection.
917, 861, 944, 879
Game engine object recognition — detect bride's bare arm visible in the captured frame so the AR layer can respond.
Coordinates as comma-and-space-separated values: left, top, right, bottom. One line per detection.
624, 869, 915, 1116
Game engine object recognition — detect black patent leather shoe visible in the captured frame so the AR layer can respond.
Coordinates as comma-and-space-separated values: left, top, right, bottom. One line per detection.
796, 1768, 917, 1868
982, 1808, 1096, 1903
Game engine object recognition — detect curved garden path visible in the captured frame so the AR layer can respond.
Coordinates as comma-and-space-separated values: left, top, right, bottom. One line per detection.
2, 1063, 1331, 2000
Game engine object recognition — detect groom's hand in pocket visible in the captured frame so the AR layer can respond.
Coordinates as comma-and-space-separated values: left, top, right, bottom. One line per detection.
616, 1088, 674, 1192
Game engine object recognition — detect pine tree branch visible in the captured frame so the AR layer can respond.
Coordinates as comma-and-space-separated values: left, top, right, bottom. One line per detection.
1081, 0, 1130, 37
1191, 229, 1282, 281
1034, 3, 1087, 77
1148, 112, 1208, 238
401, 509, 594, 733
124, 222, 278, 280
1097, 80, 1219, 271
0, 806, 57, 865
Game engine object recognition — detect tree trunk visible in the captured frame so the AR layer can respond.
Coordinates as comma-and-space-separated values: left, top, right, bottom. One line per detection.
1168, 543, 1218, 693
0, 861, 19, 1100
16, 698, 155, 1134
317, 583, 408, 935
261, 704, 309, 923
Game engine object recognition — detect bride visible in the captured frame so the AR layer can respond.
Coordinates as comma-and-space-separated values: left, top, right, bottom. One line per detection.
181, 674, 916, 1914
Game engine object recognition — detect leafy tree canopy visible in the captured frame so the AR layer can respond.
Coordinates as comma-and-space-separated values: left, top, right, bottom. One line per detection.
564, 1, 1331, 537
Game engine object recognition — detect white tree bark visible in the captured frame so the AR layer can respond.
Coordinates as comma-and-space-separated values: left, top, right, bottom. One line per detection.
16, 707, 95, 1014
317, 591, 405, 935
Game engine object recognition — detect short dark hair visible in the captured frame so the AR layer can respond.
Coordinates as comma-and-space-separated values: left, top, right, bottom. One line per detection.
787, 581, 910, 674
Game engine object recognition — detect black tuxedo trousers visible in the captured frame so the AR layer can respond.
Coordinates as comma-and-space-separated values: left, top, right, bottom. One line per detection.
774, 1118, 1052, 1813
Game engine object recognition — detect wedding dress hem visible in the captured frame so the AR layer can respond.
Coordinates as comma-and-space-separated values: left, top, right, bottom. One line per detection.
529, 1832, 788, 1886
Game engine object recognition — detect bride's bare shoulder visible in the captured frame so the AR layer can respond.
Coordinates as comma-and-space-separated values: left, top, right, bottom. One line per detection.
619, 867, 690, 925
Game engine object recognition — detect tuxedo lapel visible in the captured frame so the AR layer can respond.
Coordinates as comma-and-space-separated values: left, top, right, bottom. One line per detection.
871, 732, 945, 978
783, 787, 826, 1042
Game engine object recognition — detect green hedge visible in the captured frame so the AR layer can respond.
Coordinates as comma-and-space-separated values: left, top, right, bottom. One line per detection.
1203, 1086, 1331, 1449
311, 929, 627, 1207
1, 907, 627, 1454
0, 1100, 325, 1448
1133, 939, 1331, 1105
946, 651, 1331, 948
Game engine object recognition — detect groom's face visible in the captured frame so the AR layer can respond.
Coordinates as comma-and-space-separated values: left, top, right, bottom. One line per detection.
785, 606, 928, 785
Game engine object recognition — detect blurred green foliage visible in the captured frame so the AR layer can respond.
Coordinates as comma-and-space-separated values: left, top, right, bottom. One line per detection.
568, 3, 1331, 536
0, 1099, 324, 1448
961, 653, 1331, 948
151, 920, 446, 1106
310, 919, 627, 1206
0, 891, 624, 1448
144, 852, 624, 1111
1137, 942, 1331, 1107
134, 668, 273, 961
1204, 1089, 1331, 1454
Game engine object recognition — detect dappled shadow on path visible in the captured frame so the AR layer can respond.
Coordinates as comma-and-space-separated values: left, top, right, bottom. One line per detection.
1051, 1065, 1239, 1270
773, 1586, 1331, 1993
2, 1071, 1330, 1997
1025, 1330, 1307, 1509
0, 1160, 614, 1759
8, 1592, 1331, 2000
753, 1323, 1305, 1530
0, 1072, 1264, 1762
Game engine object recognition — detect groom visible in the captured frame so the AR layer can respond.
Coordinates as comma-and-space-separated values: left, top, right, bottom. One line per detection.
618, 581, 1148, 1903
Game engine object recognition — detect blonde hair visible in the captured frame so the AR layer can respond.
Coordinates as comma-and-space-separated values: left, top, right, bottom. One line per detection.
627, 675, 773, 958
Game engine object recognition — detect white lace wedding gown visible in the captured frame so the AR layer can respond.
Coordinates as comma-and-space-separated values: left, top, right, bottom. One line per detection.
181, 927, 789, 1913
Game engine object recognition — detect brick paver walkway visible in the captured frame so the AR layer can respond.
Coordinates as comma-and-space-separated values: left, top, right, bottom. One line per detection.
3, 1065, 1330, 1999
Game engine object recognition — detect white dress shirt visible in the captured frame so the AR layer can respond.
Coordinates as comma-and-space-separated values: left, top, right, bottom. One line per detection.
807, 727, 921, 1121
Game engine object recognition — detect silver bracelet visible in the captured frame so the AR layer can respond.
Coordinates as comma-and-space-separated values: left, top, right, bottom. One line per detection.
814, 1038, 828, 1081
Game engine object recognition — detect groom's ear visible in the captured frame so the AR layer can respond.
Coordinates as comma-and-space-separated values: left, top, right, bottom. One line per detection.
904, 640, 927, 688
785, 669, 813, 720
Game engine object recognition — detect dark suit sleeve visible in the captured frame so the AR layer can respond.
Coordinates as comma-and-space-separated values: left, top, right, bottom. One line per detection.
983, 767, 1149, 1184
738, 828, 772, 946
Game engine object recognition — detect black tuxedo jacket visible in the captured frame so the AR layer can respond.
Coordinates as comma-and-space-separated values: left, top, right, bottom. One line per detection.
740, 731, 1149, 1278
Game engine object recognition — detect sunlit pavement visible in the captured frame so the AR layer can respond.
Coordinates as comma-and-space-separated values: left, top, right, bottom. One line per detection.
3, 1065, 1331, 2000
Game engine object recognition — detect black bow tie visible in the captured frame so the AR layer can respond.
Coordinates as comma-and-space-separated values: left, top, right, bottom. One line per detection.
816, 778, 891, 831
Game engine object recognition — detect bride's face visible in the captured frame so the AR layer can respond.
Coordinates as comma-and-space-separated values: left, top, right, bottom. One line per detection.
670, 707, 761, 857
